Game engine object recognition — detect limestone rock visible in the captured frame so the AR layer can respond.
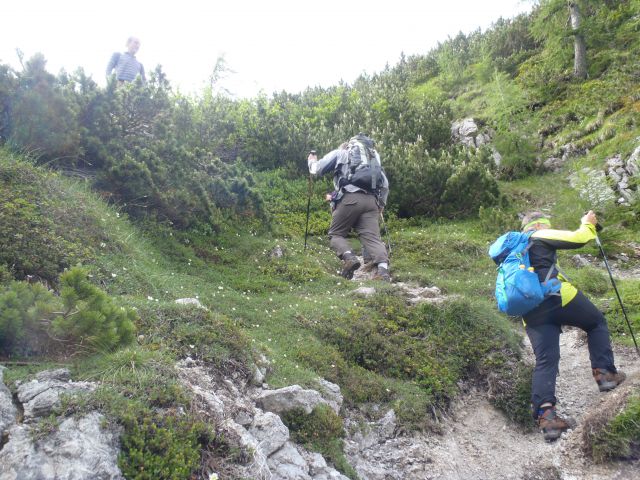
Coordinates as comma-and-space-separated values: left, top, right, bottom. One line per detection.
0, 367, 18, 436
0, 412, 123, 480
255, 385, 327, 415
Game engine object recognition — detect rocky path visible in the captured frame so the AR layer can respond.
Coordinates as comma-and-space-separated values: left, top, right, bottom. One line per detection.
345, 250, 640, 479
344, 327, 640, 480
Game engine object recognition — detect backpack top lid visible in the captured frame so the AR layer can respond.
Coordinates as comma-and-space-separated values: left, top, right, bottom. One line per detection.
488, 231, 534, 265
347, 134, 379, 168
350, 133, 375, 149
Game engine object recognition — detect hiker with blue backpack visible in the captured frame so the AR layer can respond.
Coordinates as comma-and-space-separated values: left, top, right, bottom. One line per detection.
308, 134, 390, 281
490, 210, 626, 442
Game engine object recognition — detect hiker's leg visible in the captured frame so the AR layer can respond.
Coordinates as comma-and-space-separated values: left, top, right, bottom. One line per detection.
558, 292, 616, 371
328, 193, 362, 258
526, 322, 561, 419
353, 194, 388, 265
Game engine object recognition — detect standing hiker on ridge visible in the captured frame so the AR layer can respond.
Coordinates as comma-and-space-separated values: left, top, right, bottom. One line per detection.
308, 134, 390, 281
520, 210, 626, 441
106, 36, 146, 84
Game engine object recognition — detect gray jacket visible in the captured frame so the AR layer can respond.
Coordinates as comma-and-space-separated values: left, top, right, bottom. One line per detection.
308, 148, 389, 206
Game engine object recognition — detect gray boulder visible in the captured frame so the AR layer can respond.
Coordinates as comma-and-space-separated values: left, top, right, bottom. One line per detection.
17, 375, 94, 421
0, 412, 123, 480
255, 385, 328, 415
0, 367, 18, 436
249, 410, 290, 457
267, 442, 311, 480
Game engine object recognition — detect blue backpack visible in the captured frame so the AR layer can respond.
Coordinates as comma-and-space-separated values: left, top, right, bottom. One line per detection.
488, 231, 561, 316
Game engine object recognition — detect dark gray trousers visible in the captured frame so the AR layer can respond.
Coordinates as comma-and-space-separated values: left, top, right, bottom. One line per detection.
328, 192, 388, 265
524, 291, 616, 418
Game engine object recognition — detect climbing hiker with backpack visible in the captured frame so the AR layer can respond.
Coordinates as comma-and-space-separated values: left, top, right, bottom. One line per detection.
307, 134, 390, 281
489, 210, 626, 442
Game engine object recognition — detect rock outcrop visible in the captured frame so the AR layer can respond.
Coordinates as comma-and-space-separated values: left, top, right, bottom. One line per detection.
178, 361, 349, 480
0, 369, 123, 480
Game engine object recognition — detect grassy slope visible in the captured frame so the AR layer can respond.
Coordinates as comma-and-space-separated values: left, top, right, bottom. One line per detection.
1, 147, 534, 477
2, 11, 640, 471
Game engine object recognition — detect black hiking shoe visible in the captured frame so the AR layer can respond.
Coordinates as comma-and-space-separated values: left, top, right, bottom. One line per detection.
341, 253, 361, 279
373, 266, 391, 282
592, 368, 626, 392
537, 406, 570, 442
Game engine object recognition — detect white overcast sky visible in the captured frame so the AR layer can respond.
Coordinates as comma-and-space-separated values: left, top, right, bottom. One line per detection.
1, 0, 534, 98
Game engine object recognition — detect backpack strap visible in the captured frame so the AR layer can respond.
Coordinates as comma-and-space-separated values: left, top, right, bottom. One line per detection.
525, 234, 564, 297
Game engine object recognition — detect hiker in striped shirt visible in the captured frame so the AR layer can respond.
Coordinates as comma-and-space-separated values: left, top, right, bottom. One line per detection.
106, 37, 146, 84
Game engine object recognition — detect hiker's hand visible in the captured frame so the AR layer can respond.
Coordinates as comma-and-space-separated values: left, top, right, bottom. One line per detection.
582, 210, 597, 226
307, 153, 318, 162
325, 193, 332, 202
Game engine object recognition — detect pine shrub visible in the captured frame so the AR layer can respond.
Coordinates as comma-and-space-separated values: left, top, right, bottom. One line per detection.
52, 267, 136, 352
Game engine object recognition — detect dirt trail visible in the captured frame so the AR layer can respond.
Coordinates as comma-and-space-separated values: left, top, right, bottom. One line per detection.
345, 253, 640, 479
417, 328, 640, 479
344, 325, 640, 480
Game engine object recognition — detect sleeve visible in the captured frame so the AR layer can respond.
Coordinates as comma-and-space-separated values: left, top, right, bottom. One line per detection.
531, 221, 596, 250
309, 149, 340, 176
106, 52, 120, 76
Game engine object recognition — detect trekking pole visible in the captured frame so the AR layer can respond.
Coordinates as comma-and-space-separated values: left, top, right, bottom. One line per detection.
304, 151, 316, 251
380, 212, 392, 257
594, 230, 640, 357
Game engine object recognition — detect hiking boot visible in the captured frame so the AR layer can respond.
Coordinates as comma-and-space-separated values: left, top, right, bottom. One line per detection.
373, 266, 391, 282
592, 368, 626, 392
340, 253, 361, 279
537, 406, 570, 442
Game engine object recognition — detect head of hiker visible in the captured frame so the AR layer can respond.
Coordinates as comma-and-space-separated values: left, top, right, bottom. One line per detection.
521, 212, 551, 232
306, 134, 390, 282
126, 37, 141, 55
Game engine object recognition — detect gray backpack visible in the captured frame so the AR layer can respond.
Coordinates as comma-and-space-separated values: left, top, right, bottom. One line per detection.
340, 134, 383, 193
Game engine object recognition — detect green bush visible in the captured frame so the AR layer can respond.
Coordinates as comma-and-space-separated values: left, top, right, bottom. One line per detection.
0, 267, 136, 357
52, 267, 136, 352
478, 206, 520, 234
314, 294, 525, 413
0, 151, 103, 284
0, 281, 58, 356
282, 405, 357, 479
119, 407, 209, 480
385, 142, 500, 218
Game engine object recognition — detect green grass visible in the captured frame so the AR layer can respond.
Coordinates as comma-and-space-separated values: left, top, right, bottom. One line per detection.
585, 395, 640, 463
3, 132, 638, 472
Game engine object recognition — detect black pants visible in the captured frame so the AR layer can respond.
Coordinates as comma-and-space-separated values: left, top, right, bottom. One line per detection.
523, 291, 616, 418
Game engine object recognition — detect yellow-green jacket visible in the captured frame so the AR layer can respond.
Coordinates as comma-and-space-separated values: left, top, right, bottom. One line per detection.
529, 221, 597, 306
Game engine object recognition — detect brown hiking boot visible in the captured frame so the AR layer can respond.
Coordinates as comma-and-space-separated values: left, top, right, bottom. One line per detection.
592, 368, 626, 392
537, 406, 570, 442
373, 266, 391, 282
340, 253, 361, 279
